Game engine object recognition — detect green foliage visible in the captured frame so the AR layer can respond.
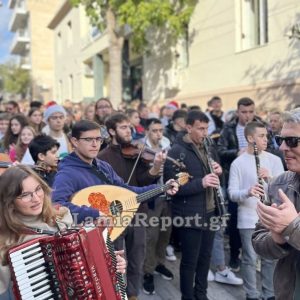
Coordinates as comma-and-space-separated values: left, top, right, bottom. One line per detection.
70, 0, 197, 52
0, 62, 31, 95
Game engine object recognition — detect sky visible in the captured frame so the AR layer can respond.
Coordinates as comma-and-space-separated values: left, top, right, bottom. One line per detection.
0, 0, 13, 64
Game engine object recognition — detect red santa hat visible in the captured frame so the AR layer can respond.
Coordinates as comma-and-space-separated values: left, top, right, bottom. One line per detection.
166, 100, 179, 110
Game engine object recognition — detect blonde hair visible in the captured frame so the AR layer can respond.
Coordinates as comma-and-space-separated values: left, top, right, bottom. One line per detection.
0, 165, 63, 264
15, 126, 36, 161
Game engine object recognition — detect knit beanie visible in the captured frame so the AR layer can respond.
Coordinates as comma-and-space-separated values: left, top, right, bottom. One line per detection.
44, 105, 67, 123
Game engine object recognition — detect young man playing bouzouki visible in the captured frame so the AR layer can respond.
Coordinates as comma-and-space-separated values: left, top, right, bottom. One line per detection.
52, 119, 179, 300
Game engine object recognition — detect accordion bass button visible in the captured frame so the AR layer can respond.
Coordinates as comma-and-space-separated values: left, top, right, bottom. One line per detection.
67, 287, 75, 297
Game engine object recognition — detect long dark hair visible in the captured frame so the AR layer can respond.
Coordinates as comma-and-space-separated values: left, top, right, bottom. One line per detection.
28, 107, 45, 133
3, 114, 28, 150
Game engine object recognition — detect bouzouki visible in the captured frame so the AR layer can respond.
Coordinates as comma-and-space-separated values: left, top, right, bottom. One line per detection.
72, 172, 190, 241
0, 153, 12, 175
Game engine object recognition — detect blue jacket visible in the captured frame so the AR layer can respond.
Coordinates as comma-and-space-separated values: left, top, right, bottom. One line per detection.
52, 152, 157, 223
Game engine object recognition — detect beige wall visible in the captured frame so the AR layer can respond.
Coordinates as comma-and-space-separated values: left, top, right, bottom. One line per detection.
27, 0, 60, 101
144, 0, 300, 111
51, 4, 95, 103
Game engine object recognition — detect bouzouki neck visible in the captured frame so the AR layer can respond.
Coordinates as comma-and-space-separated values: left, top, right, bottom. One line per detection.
136, 183, 172, 203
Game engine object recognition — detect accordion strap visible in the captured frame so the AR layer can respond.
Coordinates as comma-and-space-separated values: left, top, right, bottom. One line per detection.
22, 226, 57, 236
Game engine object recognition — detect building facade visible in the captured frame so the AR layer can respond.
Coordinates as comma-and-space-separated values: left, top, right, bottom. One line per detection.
144, 0, 300, 111
9, 0, 60, 102
49, 0, 300, 110
48, 1, 107, 104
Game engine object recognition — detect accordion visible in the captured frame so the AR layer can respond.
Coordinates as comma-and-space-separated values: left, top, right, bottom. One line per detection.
8, 227, 127, 300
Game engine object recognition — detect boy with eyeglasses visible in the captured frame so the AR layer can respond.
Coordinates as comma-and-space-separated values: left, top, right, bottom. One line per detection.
228, 121, 284, 300
252, 108, 300, 300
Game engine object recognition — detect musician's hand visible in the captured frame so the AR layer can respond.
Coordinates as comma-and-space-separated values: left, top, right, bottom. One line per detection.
248, 183, 265, 198
12, 161, 20, 166
166, 179, 179, 195
149, 151, 166, 176
115, 250, 126, 274
212, 161, 222, 176
202, 173, 220, 188
259, 168, 270, 181
256, 189, 298, 233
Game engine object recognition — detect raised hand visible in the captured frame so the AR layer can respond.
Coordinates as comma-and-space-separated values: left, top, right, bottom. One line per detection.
150, 151, 167, 175
256, 189, 298, 233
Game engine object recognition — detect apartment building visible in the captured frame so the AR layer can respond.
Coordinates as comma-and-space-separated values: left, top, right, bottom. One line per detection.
48, 1, 105, 104
9, 0, 60, 101
49, 0, 300, 110
144, 0, 300, 110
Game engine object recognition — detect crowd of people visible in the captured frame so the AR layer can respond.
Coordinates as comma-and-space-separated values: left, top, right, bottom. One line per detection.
0, 96, 299, 300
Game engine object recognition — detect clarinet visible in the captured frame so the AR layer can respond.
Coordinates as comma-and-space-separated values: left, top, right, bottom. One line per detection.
253, 142, 270, 205
203, 137, 230, 218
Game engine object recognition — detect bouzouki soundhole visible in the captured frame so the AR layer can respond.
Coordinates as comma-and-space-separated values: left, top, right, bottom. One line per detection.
109, 200, 123, 216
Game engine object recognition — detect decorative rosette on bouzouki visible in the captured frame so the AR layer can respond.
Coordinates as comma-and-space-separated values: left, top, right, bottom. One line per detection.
88, 192, 111, 215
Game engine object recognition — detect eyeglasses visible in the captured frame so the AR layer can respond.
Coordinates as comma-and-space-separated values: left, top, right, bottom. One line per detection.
275, 135, 300, 148
78, 137, 104, 144
17, 185, 44, 203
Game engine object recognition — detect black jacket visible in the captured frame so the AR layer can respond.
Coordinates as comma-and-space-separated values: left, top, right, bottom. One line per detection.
164, 122, 179, 145
164, 134, 219, 227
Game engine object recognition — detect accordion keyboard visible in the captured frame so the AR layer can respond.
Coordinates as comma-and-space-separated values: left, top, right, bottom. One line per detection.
9, 241, 62, 300
9, 227, 127, 300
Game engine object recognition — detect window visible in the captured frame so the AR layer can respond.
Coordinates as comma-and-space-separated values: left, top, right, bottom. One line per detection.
237, 0, 268, 51
68, 75, 73, 100
58, 80, 63, 102
57, 32, 62, 55
67, 21, 72, 46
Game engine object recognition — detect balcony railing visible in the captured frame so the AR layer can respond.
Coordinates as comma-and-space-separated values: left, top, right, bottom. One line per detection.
9, 0, 28, 32
8, 0, 17, 9
10, 29, 30, 55
20, 56, 31, 70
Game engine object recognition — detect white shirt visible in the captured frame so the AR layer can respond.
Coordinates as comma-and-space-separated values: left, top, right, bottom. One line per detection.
228, 151, 284, 229
54, 134, 69, 159
21, 148, 35, 165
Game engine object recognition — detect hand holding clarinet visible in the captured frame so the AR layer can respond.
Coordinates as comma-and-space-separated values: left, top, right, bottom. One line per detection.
252, 142, 271, 205
203, 137, 230, 218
